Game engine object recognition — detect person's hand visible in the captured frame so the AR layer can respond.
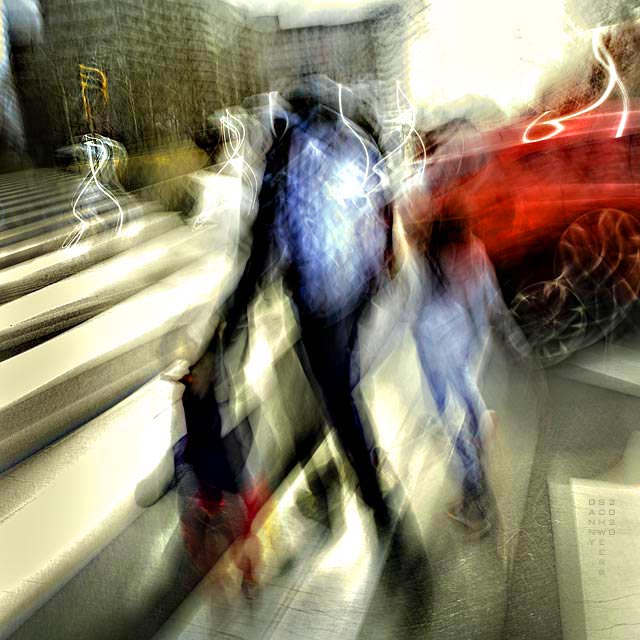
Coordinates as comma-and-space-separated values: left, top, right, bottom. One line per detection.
505, 334, 541, 372
182, 351, 216, 399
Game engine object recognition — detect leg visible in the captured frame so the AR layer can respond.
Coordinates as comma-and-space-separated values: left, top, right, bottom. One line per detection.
182, 327, 251, 498
448, 365, 488, 504
412, 305, 450, 418
414, 333, 449, 417
263, 341, 328, 495
413, 318, 488, 513
297, 309, 389, 521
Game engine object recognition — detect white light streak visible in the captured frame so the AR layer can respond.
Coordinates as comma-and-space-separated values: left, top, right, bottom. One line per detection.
63, 135, 125, 250
338, 83, 371, 195
194, 109, 258, 230
391, 82, 427, 188
523, 29, 629, 144
268, 90, 288, 138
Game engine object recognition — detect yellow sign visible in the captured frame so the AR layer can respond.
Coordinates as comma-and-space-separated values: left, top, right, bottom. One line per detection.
79, 64, 108, 131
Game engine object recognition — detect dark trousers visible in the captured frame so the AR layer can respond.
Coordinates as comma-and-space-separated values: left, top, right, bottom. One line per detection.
180, 330, 252, 499
181, 274, 387, 519
285, 300, 387, 515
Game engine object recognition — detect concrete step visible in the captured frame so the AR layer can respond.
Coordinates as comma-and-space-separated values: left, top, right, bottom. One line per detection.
0, 252, 234, 473
0, 181, 80, 222
0, 372, 187, 640
0, 200, 160, 269
0, 190, 153, 249
0, 171, 79, 200
0, 218, 219, 358
553, 334, 640, 399
0, 211, 180, 305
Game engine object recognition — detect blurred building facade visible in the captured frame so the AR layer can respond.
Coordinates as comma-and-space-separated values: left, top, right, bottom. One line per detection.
12, 0, 426, 160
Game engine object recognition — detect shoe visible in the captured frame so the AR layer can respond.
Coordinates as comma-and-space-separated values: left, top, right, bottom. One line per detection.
318, 460, 341, 488
373, 496, 398, 539
241, 479, 271, 536
242, 577, 260, 600
447, 498, 492, 540
369, 447, 401, 499
295, 490, 332, 530
181, 492, 238, 574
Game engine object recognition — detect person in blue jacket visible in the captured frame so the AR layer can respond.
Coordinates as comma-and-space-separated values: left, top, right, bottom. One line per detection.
180, 76, 395, 550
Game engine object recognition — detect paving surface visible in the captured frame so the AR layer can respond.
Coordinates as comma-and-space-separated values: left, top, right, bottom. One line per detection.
154, 333, 546, 640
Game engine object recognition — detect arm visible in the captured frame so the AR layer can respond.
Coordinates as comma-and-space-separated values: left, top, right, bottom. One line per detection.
214, 129, 289, 353
472, 239, 532, 360
486, 272, 532, 360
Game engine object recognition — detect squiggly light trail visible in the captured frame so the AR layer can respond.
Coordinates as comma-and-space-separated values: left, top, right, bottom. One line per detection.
193, 109, 258, 230
268, 91, 288, 138
376, 82, 426, 192
338, 83, 371, 196
63, 135, 124, 250
523, 29, 629, 144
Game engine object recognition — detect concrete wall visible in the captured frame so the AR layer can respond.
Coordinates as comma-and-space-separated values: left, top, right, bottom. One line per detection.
257, 19, 378, 90
15, 0, 261, 157
13, 1, 417, 160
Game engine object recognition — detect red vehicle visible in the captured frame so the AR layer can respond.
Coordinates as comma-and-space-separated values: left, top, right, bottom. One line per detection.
410, 101, 640, 364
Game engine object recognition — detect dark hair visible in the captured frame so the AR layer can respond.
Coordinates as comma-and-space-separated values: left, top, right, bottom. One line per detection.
284, 75, 384, 153
418, 118, 487, 291
426, 206, 471, 292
